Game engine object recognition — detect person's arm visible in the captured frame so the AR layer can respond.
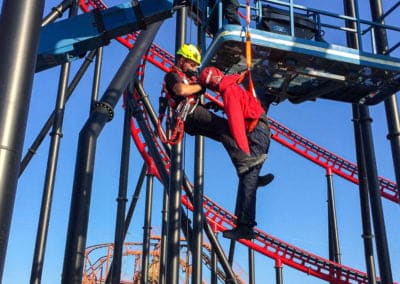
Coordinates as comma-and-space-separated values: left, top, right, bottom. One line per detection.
172, 82, 203, 97
165, 71, 203, 97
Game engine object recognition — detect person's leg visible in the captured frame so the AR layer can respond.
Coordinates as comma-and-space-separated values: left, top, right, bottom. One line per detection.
223, 165, 261, 240
222, 0, 241, 25
241, 121, 271, 222
247, 116, 274, 188
223, 122, 271, 240
184, 106, 266, 175
206, 0, 218, 36
235, 165, 260, 226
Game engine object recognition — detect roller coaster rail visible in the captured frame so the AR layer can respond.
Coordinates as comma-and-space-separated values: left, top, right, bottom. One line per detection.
44, 0, 400, 281
128, 76, 398, 283
0, 0, 398, 283
79, 0, 399, 203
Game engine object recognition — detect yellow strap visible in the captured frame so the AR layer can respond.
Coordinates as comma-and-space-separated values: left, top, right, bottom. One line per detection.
244, 0, 256, 97
245, 31, 256, 97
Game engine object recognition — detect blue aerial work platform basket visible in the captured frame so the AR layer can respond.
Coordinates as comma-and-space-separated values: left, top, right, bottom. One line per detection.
200, 1, 400, 106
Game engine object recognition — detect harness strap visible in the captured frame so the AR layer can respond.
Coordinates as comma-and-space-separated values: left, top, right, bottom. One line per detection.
157, 69, 199, 145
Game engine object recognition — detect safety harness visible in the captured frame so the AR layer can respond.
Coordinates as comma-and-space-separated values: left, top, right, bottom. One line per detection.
157, 67, 199, 145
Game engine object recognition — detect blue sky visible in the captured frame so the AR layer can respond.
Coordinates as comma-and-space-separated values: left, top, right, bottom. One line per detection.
1, 0, 400, 283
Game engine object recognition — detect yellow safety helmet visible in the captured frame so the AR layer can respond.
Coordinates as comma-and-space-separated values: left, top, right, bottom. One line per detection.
176, 44, 201, 65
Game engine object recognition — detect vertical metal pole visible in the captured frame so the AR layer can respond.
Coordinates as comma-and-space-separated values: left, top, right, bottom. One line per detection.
110, 90, 132, 284
105, 163, 147, 284
159, 189, 168, 284
210, 232, 218, 284
228, 182, 242, 265
326, 168, 341, 284
0, 0, 45, 279
191, 132, 204, 284
30, 3, 78, 283
369, 0, 400, 194
141, 174, 154, 284
343, 0, 380, 282
30, 56, 72, 284
275, 259, 283, 284
248, 247, 255, 284
384, 95, 400, 192
228, 241, 236, 265
61, 22, 162, 284
352, 105, 377, 284
289, 0, 294, 37
192, 4, 205, 280
358, 106, 393, 283
326, 168, 341, 264
166, 6, 187, 283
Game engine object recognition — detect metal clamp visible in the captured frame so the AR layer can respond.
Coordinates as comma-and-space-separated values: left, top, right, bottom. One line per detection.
93, 101, 114, 121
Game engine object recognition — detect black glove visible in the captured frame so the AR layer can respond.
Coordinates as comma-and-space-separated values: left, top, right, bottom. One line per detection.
204, 101, 222, 112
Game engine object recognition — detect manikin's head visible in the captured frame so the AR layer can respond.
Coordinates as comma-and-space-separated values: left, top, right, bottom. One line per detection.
176, 44, 201, 77
199, 66, 225, 91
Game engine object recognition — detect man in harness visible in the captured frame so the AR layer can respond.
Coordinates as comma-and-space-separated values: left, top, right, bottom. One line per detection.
199, 66, 273, 240
162, 43, 267, 176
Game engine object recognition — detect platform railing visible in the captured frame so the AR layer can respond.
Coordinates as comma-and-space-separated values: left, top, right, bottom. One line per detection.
228, 0, 400, 55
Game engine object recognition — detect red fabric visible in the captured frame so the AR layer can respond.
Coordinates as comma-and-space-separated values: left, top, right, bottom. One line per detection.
218, 74, 265, 154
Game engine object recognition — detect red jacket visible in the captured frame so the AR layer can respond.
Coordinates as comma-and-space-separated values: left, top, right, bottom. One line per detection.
218, 74, 265, 154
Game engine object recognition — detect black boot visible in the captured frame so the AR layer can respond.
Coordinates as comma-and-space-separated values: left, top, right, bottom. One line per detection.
223, 224, 255, 240
223, 214, 256, 240
236, 154, 266, 176
257, 173, 274, 187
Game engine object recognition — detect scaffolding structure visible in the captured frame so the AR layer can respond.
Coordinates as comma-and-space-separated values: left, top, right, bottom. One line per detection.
0, 0, 399, 283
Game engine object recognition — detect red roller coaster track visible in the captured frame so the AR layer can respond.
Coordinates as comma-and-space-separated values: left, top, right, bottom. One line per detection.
78, 1, 399, 283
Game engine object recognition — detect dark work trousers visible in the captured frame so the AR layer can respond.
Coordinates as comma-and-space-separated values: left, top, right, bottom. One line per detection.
235, 119, 271, 227
184, 105, 249, 170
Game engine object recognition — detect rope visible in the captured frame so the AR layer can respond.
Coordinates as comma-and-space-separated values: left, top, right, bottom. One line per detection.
244, 0, 256, 97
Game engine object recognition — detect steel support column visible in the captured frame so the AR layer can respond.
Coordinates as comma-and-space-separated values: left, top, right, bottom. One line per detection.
165, 6, 188, 283
61, 22, 162, 284
369, 0, 400, 194
275, 259, 283, 284
110, 88, 132, 284
343, 0, 382, 282
141, 174, 154, 284
359, 106, 393, 283
248, 247, 255, 284
352, 105, 377, 284
30, 54, 72, 284
31, 3, 78, 282
326, 168, 341, 264
0, 0, 45, 279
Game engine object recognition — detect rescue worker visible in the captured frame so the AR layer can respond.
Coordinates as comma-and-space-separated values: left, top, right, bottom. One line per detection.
199, 66, 273, 240
162, 43, 266, 176
207, 0, 241, 37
